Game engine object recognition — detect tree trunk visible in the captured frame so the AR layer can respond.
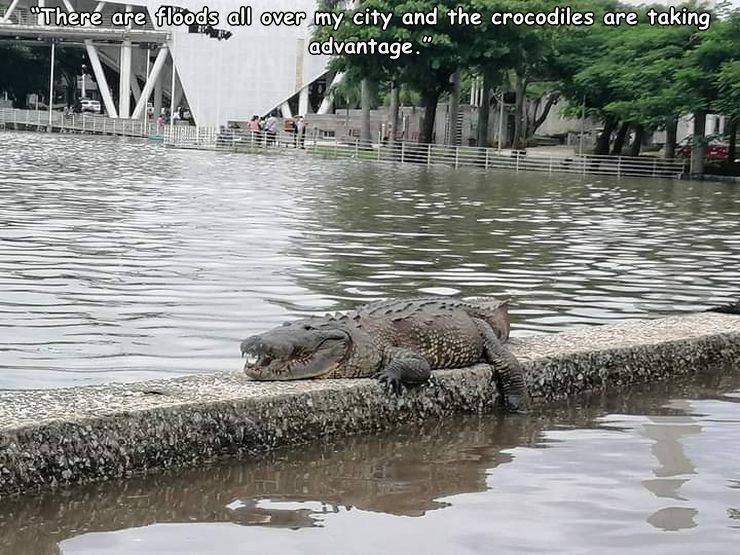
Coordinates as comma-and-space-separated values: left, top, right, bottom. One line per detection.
594, 116, 617, 155
477, 73, 492, 148
360, 78, 372, 144
727, 116, 737, 165
664, 116, 678, 159
611, 122, 629, 155
690, 110, 706, 175
388, 83, 399, 142
628, 125, 644, 157
512, 72, 525, 149
447, 71, 460, 145
531, 93, 559, 137
419, 90, 440, 144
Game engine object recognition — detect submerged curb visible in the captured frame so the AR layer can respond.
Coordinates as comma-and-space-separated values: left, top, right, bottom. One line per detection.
1, 313, 738, 497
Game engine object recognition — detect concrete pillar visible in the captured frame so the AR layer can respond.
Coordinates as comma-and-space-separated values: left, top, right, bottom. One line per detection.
85, 40, 118, 118
173, 74, 184, 112
317, 73, 345, 115
131, 46, 168, 119
169, 60, 177, 123
281, 101, 292, 118
154, 68, 163, 117
1, 0, 20, 22
119, 40, 132, 118
37, 0, 45, 25
298, 85, 310, 116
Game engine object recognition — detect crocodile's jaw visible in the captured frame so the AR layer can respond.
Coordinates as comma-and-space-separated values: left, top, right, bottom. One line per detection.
245, 358, 340, 380
241, 327, 350, 380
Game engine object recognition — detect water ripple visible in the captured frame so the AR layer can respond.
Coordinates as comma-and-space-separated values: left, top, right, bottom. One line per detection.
1, 132, 738, 388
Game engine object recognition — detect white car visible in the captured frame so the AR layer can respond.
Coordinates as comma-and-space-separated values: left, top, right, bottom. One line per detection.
80, 99, 101, 114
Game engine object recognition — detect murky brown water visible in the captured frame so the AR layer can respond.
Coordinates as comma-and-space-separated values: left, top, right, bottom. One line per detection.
1, 132, 738, 389
0, 370, 737, 554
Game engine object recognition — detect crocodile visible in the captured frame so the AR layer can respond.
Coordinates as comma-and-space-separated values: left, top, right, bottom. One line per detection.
240, 297, 526, 411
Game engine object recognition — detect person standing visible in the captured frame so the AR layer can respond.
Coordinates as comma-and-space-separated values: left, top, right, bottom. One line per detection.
265, 114, 278, 146
284, 117, 298, 147
296, 116, 306, 149
248, 115, 262, 142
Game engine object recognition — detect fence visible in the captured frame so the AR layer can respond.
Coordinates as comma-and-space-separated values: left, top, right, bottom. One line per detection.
0, 108, 688, 180
0, 107, 162, 138
163, 126, 689, 180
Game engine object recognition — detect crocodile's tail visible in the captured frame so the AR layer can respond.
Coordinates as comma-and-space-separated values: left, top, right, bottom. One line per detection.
463, 296, 511, 341
708, 300, 740, 315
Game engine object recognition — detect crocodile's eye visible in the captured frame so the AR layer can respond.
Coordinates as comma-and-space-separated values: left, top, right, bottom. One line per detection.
303, 324, 314, 331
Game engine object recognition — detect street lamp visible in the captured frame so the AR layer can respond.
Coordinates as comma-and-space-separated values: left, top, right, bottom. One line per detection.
47, 37, 61, 131
81, 63, 87, 98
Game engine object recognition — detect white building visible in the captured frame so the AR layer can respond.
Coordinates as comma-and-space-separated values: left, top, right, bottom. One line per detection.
0, 0, 332, 126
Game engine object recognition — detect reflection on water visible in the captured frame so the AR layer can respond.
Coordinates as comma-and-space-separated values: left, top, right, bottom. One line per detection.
1, 132, 739, 388
0, 371, 737, 555
641, 400, 702, 531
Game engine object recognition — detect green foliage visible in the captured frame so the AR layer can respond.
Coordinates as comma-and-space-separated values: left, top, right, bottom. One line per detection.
0, 43, 88, 108
562, 3, 739, 130
316, 0, 465, 100
715, 60, 740, 118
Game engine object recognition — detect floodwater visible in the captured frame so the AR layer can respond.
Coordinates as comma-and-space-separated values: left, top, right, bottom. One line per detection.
1, 131, 739, 388
0, 371, 737, 554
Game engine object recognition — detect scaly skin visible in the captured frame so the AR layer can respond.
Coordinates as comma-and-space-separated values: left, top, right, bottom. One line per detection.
241, 297, 527, 411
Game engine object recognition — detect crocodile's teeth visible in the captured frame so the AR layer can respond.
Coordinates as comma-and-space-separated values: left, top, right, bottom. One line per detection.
244, 354, 259, 366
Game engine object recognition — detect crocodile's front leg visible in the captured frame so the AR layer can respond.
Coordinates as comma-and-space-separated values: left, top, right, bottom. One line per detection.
374, 347, 432, 394
472, 318, 527, 412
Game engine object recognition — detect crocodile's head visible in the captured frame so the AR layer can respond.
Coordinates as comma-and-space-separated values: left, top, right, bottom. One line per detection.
240, 320, 352, 380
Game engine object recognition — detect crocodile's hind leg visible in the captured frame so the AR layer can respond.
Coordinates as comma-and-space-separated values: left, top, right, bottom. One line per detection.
374, 348, 431, 394
472, 318, 527, 411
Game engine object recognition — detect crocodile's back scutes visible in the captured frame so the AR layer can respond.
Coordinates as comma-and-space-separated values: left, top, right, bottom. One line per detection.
343, 297, 510, 372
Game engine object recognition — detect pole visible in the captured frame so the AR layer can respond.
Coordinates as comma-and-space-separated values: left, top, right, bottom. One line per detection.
48, 40, 55, 131
579, 95, 585, 156
497, 92, 504, 151
144, 48, 150, 129
216, 42, 223, 128
169, 54, 176, 125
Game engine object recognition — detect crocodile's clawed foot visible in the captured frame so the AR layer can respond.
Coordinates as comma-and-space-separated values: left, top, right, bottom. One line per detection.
373, 370, 407, 395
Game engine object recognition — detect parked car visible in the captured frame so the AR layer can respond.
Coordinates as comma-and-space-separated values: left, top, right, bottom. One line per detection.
676, 134, 729, 161
80, 98, 101, 114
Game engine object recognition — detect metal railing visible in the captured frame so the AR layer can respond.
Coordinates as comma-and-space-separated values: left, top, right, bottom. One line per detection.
163, 126, 689, 179
0, 107, 164, 138
0, 108, 688, 179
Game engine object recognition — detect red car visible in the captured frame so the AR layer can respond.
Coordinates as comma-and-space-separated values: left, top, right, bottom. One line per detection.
676, 134, 729, 161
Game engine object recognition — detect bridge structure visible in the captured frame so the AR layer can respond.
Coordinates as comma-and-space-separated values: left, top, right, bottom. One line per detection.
0, 0, 333, 128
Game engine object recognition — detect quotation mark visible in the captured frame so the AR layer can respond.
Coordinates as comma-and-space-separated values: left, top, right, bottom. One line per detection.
416, 35, 433, 53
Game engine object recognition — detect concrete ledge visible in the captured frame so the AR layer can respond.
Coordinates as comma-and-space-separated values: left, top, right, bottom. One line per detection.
1, 313, 738, 497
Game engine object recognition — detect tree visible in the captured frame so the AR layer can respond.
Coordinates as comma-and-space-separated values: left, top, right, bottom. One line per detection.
0, 45, 47, 108
715, 60, 740, 163
672, 8, 739, 173
317, 0, 463, 143
0, 42, 88, 108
